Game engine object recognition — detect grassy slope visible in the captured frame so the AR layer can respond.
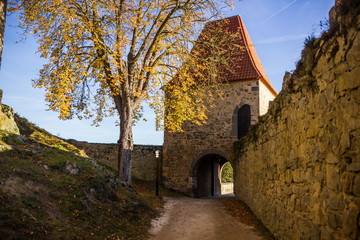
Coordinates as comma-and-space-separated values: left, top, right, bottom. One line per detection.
0, 114, 162, 240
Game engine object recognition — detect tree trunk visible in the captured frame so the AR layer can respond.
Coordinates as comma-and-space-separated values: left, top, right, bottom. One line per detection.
0, 0, 7, 68
117, 97, 134, 184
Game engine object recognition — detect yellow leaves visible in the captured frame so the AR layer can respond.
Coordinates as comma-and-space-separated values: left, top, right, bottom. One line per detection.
162, 78, 211, 132
14, 0, 236, 129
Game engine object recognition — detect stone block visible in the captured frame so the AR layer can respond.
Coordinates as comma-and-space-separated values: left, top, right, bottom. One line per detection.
325, 152, 339, 164
320, 228, 335, 240
342, 206, 359, 239
305, 168, 314, 183
336, 71, 360, 93
304, 222, 320, 240
289, 194, 296, 211
353, 175, 360, 197
315, 170, 325, 184
285, 170, 293, 184
327, 211, 342, 229
338, 131, 351, 156
293, 169, 304, 183
347, 161, 360, 172
326, 164, 340, 191
340, 172, 355, 193
310, 203, 325, 225
306, 121, 318, 139
328, 193, 344, 210
309, 182, 322, 206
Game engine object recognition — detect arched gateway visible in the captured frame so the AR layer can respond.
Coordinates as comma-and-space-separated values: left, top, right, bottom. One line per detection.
162, 15, 277, 196
192, 154, 228, 197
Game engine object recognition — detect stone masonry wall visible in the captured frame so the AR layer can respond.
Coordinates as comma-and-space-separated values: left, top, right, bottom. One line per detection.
234, 12, 360, 240
163, 80, 260, 195
67, 140, 162, 181
259, 81, 276, 116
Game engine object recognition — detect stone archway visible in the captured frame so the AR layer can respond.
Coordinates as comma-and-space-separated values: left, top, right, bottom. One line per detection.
192, 154, 228, 198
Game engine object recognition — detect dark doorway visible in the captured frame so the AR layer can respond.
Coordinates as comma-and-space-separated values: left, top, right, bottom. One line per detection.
238, 104, 251, 139
193, 154, 228, 198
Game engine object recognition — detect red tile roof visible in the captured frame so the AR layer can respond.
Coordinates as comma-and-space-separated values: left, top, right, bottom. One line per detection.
202, 15, 277, 96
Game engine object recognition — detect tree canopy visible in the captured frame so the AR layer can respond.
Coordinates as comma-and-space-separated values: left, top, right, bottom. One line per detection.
9, 0, 239, 183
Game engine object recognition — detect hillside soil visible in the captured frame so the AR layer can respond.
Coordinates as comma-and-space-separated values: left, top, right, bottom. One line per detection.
0, 114, 169, 240
148, 195, 273, 240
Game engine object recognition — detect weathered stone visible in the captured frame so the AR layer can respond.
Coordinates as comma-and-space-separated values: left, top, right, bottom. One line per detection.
293, 169, 304, 183
64, 161, 81, 175
353, 175, 360, 197
326, 164, 340, 190
285, 170, 293, 184
342, 207, 359, 238
340, 172, 355, 193
347, 162, 360, 172
282, 71, 293, 90
329, 194, 344, 210
336, 71, 360, 92
310, 203, 325, 225
305, 168, 314, 183
304, 222, 320, 240
315, 170, 325, 184
0, 104, 20, 134
325, 152, 339, 164
320, 228, 335, 240
328, 211, 342, 229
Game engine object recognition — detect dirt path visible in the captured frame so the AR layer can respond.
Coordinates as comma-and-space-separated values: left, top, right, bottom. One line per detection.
148, 196, 263, 240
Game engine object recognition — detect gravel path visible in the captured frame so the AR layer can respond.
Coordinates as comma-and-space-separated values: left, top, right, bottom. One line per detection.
148, 196, 263, 240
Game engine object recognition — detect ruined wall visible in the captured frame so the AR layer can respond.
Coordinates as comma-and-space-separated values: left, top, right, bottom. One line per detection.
163, 80, 260, 194
234, 10, 360, 240
67, 140, 162, 181
0, 89, 20, 135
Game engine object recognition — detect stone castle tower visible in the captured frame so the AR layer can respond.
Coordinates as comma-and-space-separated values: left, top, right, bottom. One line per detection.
162, 15, 278, 197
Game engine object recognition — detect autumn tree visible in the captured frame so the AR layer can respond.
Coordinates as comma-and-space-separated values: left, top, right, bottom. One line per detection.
221, 162, 233, 183
0, 0, 7, 67
9, 0, 238, 184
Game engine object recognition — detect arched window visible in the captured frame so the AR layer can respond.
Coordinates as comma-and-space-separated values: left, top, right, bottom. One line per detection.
238, 104, 251, 139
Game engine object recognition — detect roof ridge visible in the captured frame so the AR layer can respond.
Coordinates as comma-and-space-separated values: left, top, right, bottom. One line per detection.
235, 16, 277, 96
205, 15, 277, 96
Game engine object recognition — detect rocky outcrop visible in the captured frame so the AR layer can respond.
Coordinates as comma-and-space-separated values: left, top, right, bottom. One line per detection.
0, 89, 20, 134
234, 2, 360, 240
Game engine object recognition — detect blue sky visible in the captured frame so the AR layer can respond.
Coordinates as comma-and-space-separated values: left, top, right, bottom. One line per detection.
0, 0, 333, 145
